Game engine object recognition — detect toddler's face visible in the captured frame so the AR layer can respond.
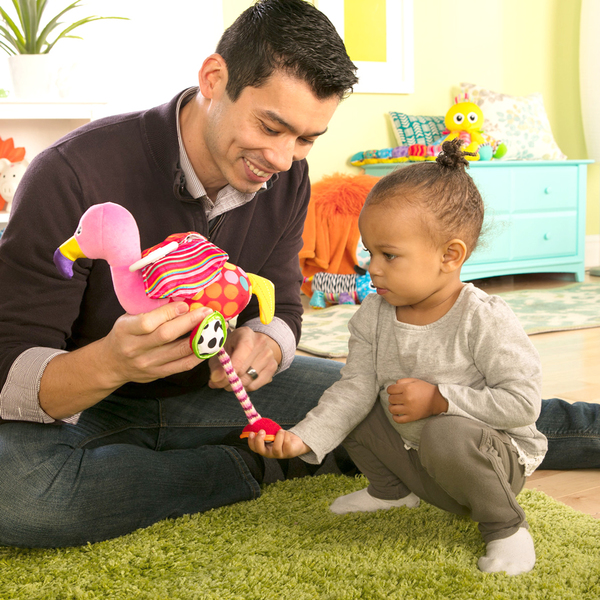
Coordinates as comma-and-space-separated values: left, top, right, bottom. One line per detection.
358, 203, 445, 310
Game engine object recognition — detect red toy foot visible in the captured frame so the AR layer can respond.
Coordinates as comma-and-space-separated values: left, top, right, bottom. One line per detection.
240, 418, 282, 442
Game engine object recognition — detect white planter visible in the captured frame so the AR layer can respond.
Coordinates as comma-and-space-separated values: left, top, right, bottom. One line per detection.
8, 54, 61, 100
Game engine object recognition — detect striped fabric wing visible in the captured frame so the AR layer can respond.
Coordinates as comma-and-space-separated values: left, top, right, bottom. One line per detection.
141, 233, 228, 299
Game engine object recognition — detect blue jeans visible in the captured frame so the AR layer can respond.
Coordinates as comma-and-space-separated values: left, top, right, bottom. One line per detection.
537, 397, 600, 469
1, 354, 598, 548
0, 356, 343, 548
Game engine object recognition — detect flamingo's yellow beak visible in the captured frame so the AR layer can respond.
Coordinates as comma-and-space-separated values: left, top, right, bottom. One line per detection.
53, 236, 87, 279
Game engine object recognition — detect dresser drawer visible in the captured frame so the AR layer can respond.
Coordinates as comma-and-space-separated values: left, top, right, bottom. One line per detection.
512, 167, 578, 212
469, 168, 512, 214
512, 213, 578, 259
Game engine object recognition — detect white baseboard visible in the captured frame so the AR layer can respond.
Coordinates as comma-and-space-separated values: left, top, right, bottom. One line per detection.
586, 234, 600, 268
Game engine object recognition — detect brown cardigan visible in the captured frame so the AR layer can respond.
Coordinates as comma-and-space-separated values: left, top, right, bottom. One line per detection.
0, 91, 310, 398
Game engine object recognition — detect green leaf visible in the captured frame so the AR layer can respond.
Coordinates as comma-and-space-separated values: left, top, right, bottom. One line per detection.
45, 15, 127, 53
10, 0, 25, 36
0, 6, 26, 45
19, 0, 35, 52
34, 1, 85, 52
0, 23, 25, 54
0, 38, 17, 55
1, 0, 127, 54
36, 0, 48, 17
27, 0, 41, 50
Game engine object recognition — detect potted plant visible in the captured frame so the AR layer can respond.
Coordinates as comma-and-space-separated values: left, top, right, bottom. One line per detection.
0, 0, 127, 99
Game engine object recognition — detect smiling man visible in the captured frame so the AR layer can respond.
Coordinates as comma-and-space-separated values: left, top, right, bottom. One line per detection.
182, 67, 337, 199
0, 0, 357, 548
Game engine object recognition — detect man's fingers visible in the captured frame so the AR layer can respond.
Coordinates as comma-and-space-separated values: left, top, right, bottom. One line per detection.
145, 335, 202, 368
122, 302, 186, 336
107, 304, 211, 381
111, 335, 202, 384
128, 303, 212, 341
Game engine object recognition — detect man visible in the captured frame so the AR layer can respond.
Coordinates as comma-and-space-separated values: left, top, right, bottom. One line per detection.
1, 0, 598, 551
0, 0, 358, 548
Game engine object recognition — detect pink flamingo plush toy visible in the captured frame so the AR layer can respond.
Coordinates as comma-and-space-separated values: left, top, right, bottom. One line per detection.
54, 202, 281, 441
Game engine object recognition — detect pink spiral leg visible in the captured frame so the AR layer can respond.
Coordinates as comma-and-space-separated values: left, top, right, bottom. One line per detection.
217, 348, 261, 425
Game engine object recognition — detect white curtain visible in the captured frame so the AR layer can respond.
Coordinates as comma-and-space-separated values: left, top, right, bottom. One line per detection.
580, 0, 600, 272
580, 0, 600, 162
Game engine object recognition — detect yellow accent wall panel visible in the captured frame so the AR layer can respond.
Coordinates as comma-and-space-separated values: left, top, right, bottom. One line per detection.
344, 0, 386, 62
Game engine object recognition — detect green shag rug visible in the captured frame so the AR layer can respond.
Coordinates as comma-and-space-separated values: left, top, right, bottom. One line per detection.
298, 282, 600, 357
1, 475, 599, 600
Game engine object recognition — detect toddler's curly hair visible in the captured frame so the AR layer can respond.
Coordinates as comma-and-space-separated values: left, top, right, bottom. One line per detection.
364, 139, 484, 258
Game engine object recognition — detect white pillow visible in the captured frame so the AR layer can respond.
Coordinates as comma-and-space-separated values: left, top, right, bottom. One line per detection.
461, 82, 566, 160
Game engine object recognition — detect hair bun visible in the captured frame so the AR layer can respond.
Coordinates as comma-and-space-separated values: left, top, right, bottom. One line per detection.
436, 139, 472, 170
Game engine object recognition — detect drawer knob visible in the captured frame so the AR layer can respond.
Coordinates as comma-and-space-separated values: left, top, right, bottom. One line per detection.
544, 186, 552, 194
544, 232, 552, 240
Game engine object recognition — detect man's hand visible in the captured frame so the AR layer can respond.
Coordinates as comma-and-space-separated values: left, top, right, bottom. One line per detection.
386, 378, 449, 424
98, 302, 212, 388
208, 326, 281, 392
247, 428, 311, 459
40, 302, 212, 420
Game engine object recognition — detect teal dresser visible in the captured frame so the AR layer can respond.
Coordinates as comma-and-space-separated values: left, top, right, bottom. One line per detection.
362, 160, 592, 282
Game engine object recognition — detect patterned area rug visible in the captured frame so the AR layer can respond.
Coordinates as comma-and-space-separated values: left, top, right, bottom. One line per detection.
298, 282, 600, 358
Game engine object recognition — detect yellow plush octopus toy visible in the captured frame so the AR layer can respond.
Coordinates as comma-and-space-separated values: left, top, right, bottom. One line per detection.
442, 94, 507, 161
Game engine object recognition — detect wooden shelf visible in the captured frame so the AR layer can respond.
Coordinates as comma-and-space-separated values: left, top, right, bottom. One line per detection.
0, 99, 107, 120
0, 100, 108, 227
0, 99, 108, 172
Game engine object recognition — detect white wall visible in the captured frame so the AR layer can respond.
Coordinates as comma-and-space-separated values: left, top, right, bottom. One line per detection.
76, 0, 224, 114
1, 0, 224, 114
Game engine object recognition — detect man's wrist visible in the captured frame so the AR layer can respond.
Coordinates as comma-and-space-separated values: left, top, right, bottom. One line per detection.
241, 316, 295, 373
260, 333, 282, 366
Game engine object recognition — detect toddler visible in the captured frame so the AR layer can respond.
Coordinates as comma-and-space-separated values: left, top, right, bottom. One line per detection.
249, 139, 547, 576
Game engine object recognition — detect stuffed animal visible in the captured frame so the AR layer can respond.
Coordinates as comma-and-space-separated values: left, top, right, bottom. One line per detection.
0, 137, 27, 212
0, 160, 29, 213
304, 270, 375, 309
299, 174, 379, 308
303, 240, 374, 309
54, 202, 281, 441
300, 173, 377, 298
350, 143, 443, 167
441, 94, 507, 161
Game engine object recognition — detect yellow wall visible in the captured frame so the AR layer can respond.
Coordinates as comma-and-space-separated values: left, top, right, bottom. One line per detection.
223, 0, 599, 236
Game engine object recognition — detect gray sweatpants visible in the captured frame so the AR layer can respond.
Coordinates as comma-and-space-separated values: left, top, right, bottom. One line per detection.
343, 403, 527, 543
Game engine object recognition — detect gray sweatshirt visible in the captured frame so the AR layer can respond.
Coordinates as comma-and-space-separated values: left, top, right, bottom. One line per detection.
291, 284, 547, 476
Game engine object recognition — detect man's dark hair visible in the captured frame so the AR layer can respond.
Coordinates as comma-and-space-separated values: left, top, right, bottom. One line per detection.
216, 0, 358, 102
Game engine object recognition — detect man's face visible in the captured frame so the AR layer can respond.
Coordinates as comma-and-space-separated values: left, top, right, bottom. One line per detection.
203, 70, 339, 195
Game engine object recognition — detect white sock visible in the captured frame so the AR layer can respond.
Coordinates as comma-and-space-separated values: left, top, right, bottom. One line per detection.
478, 527, 536, 576
330, 488, 420, 515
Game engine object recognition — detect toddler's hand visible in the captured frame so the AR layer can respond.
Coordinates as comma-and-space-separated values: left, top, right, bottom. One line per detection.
387, 378, 449, 423
247, 429, 311, 459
